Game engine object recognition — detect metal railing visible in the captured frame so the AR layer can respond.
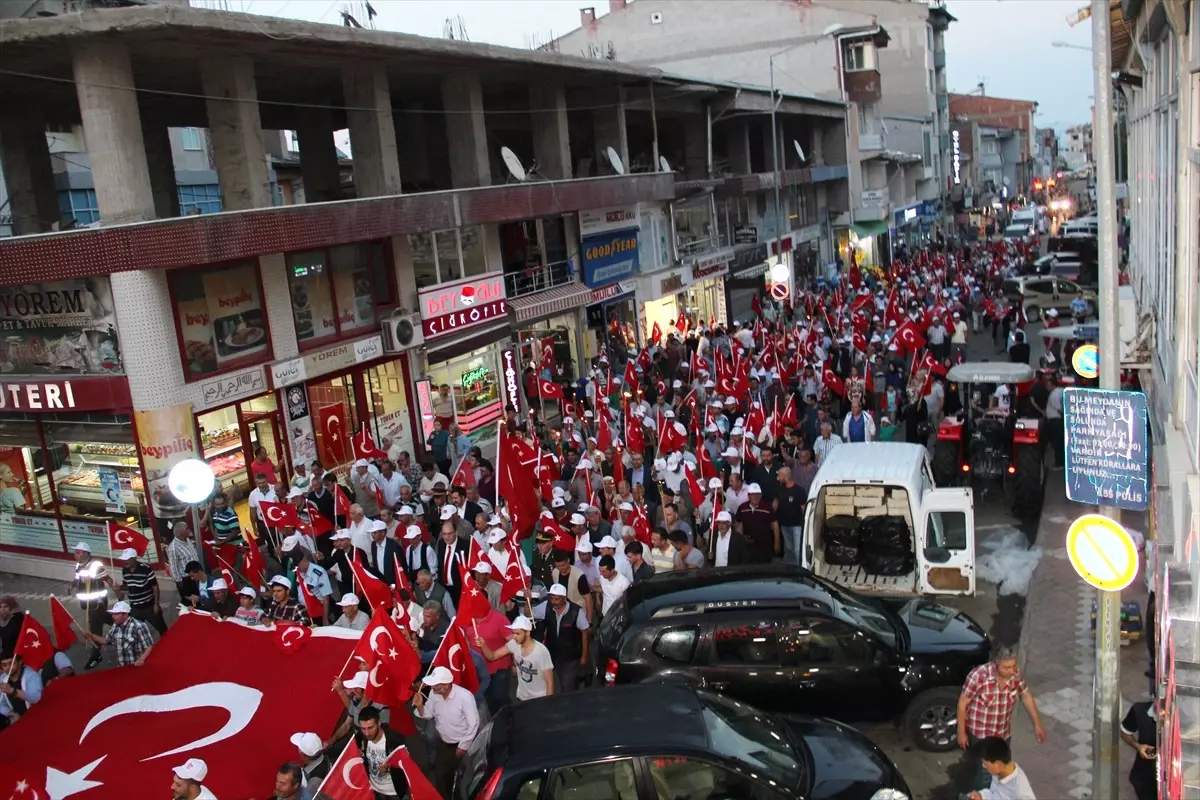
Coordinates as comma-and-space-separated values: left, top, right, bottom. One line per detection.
503, 258, 576, 298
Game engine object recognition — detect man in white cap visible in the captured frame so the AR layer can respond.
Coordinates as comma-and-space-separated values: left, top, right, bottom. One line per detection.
71, 541, 114, 670
329, 593, 367, 631
113, 547, 166, 635
596, 554, 632, 614
289, 731, 330, 795
473, 616, 554, 702
595, 535, 632, 583
263, 575, 309, 625
401, 522, 437, 586
346, 503, 373, 553
171, 757, 216, 800
708, 510, 752, 567
350, 458, 382, 518
366, 519, 402, 588
82, 600, 155, 668
532, 583, 589, 694
200, 578, 239, 618
414, 665, 479, 796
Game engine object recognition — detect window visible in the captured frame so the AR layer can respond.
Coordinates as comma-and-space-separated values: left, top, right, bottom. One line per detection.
653, 627, 699, 663
170, 261, 271, 380
57, 189, 100, 225
181, 127, 204, 151
983, 140, 998, 156
923, 131, 933, 167
284, 130, 300, 153
178, 184, 223, 216
844, 42, 870, 71
926, 509, 968, 550
929, 69, 935, 93
781, 617, 875, 665
713, 618, 779, 665
409, 226, 488, 290
696, 690, 805, 789
547, 759, 638, 800
285, 241, 389, 347
927, 25, 934, 51
647, 756, 774, 800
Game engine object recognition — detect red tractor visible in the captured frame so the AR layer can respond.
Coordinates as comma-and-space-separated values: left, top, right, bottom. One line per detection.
931, 363, 1046, 520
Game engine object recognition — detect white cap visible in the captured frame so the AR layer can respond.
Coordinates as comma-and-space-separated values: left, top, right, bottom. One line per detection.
666, 453, 681, 469
118, 547, 138, 561
173, 758, 208, 782
708, 477, 723, 490
343, 671, 369, 690
422, 666, 454, 686
269, 575, 292, 590
404, 524, 422, 539
578, 459, 594, 470
487, 514, 503, 526
110, 600, 132, 614
574, 536, 592, 553
551, 497, 566, 508
73, 542, 91, 553
723, 447, 740, 459
486, 529, 506, 544
294, 460, 308, 471
508, 616, 533, 631
286, 487, 306, 500
238, 586, 257, 598
473, 561, 492, 574
398, 505, 415, 516
552, 486, 567, 498
716, 510, 732, 523
569, 513, 586, 526
563, 416, 575, 425
596, 535, 618, 549
370, 519, 388, 532
332, 529, 352, 541
672, 379, 682, 389
336, 593, 360, 607
730, 427, 745, 437
209, 578, 229, 592
281, 534, 300, 552
354, 458, 369, 468
290, 732, 323, 757
583, 409, 594, 418
619, 502, 634, 512
439, 506, 457, 521
747, 482, 763, 494
548, 583, 568, 597
663, 409, 675, 418
705, 423, 719, 433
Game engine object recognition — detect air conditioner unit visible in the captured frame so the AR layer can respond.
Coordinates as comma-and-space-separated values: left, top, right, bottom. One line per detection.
381, 311, 424, 353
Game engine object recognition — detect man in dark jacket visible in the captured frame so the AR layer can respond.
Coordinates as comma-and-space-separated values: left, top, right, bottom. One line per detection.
707, 511, 752, 566
352, 706, 409, 799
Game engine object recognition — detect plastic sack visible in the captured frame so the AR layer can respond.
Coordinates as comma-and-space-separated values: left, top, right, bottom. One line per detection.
825, 525, 861, 548
862, 551, 914, 576
858, 516, 913, 556
824, 542, 861, 566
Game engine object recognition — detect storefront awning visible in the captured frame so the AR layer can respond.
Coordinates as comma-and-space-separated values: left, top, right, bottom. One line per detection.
852, 220, 889, 237
508, 282, 595, 323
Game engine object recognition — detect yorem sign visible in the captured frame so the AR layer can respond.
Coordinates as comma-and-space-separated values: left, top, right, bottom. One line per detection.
419, 273, 508, 340
581, 230, 640, 287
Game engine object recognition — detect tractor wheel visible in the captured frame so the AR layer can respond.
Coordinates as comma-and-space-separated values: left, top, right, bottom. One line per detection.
1008, 443, 1045, 521
933, 439, 960, 486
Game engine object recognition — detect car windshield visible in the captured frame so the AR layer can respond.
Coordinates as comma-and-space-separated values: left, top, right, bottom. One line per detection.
696, 689, 808, 790
1005, 225, 1028, 237
809, 578, 903, 649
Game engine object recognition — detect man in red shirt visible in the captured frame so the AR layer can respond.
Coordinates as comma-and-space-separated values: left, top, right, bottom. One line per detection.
956, 646, 1047, 792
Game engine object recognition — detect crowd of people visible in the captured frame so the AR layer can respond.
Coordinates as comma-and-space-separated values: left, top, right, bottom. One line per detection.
1, 235, 1119, 800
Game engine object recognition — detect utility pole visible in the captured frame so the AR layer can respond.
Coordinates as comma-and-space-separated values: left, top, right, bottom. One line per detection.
769, 57, 783, 268
1090, 2, 1121, 797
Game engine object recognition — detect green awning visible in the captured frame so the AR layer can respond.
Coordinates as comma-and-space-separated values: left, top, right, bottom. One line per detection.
852, 220, 890, 237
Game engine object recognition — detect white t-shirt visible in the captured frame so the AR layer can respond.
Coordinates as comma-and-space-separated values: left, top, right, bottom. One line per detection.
600, 572, 631, 614
994, 385, 1011, 411
506, 638, 555, 701
364, 735, 397, 796
1046, 387, 1063, 419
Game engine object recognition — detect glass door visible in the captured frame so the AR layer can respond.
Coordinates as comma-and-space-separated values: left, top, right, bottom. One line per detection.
365, 358, 415, 462
308, 373, 360, 472
242, 411, 286, 491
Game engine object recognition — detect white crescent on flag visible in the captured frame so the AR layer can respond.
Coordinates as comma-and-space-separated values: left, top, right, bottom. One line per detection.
113, 529, 132, 545
447, 643, 465, 673
265, 505, 286, 525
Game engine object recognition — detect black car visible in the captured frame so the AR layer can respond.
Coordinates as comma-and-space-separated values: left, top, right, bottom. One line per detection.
454, 684, 911, 800
597, 565, 990, 752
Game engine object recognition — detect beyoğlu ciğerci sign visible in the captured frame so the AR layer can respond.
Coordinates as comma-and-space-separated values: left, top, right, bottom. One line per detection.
419, 273, 508, 339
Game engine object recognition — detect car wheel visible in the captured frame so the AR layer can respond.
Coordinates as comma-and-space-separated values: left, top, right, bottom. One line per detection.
1025, 305, 1041, 323
905, 687, 961, 752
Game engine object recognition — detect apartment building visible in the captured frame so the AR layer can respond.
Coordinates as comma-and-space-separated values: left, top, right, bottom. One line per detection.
1064, 122, 1094, 171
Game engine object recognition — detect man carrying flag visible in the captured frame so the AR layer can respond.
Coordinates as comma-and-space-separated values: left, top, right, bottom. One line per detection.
351, 705, 411, 799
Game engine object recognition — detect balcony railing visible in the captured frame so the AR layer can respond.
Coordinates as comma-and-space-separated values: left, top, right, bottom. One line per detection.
503, 258, 576, 298
676, 235, 720, 260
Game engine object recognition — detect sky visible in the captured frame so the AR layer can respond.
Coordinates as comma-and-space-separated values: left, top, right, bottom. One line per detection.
222, 0, 1098, 132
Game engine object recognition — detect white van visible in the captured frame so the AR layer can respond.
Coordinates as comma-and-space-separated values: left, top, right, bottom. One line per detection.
1011, 207, 1040, 231
802, 442, 976, 597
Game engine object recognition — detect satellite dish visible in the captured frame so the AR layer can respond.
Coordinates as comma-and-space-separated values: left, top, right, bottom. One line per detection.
659, 155, 672, 173
605, 146, 626, 175
500, 146, 527, 182
793, 139, 806, 163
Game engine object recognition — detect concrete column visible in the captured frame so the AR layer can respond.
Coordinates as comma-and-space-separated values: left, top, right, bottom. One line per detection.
72, 41, 155, 224
343, 64, 402, 198
0, 110, 61, 234
726, 121, 751, 174
441, 73, 492, 188
529, 84, 572, 180
683, 116, 707, 179
141, 119, 180, 218
592, 86, 629, 174
810, 126, 825, 166
295, 107, 344, 203
201, 56, 271, 210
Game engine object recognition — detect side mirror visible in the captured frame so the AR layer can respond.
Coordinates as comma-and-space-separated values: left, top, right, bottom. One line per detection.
923, 546, 951, 564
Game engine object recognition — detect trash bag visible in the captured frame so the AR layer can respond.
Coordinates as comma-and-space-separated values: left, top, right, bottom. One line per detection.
862, 551, 913, 575
824, 516, 861, 548
858, 516, 912, 556
824, 542, 861, 566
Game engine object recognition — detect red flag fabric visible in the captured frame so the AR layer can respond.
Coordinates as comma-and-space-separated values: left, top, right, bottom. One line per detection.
392, 553, 412, 594
106, 521, 149, 556
351, 422, 388, 460
386, 746, 442, 800
595, 409, 612, 452
612, 445, 625, 486
622, 360, 638, 389
698, 441, 718, 481
349, 556, 393, 610
651, 321, 663, 345
625, 413, 645, 453
305, 501, 335, 535
243, 539, 269, 589
822, 362, 846, 398
636, 347, 652, 372
450, 455, 476, 489
273, 621, 313, 654
296, 573, 326, 621
684, 462, 705, 508
631, 504, 652, 545
920, 349, 948, 378
0, 612, 360, 800
781, 394, 799, 426
541, 511, 573, 552
455, 564, 492, 623
498, 427, 541, 541
499, 542, 530, 604
431, 620, 480, 694
334, 484, 352, 519
13, 613, 52, 670
259, 500, 303, 530
893, 320, 927, 354
50, 596, 78, 651
353, 608, 422, 706
314, 739, 373, 800
538, 378, 564, 400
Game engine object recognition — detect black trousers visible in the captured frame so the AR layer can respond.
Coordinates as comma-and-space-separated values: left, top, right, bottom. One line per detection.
130, 605, 167, 635
432, 740, 461, 798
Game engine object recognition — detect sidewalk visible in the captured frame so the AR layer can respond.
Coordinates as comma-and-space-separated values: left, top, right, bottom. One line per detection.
1012, 472, 1149, 800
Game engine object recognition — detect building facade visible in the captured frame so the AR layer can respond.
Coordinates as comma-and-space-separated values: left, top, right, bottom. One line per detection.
1063, 122, 1094, 171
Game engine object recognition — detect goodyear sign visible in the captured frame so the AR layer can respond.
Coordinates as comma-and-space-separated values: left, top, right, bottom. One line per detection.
581, 230, 640, 287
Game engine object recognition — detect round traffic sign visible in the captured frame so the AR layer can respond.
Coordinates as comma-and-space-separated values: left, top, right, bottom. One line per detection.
1066, 513, 1139, 591
1072, 344, 1099, 380
770, 282, 789, 301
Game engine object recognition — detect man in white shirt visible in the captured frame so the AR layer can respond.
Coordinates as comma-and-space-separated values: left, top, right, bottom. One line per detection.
597, 555, 632, 614
247, 473, 277, 539
170, 758, 217, 800
415, 665, 480, 797
375, 459, 409, 510
473, 616, 555, 702
967, 736, 1037, 800
712, 510, 734, 567
595, 535, 633, 582
812, 421, 843, 466
346, 504, 373, 552
993, 384, 1012, 412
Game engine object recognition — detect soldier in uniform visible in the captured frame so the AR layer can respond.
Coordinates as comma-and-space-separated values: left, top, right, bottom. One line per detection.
71, 542, 114, 670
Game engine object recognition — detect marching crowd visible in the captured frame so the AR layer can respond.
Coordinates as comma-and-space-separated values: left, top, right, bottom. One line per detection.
0, 236, 1107, 800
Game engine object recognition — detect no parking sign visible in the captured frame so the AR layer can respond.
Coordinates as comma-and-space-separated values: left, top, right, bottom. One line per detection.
769, 282, 789, 301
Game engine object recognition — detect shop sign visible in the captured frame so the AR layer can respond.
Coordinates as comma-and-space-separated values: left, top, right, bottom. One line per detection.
271, 357, 306, 389
198, 366, 267, 410
797, 224, 822, 244
589, 279, 637, 305
415, 379, 437, 443
919, 200, 940, 219
0, 277, 122, 375
135, 403, 202, 517
733, 224, 758, 245
952, 129, 962, 184
419, 273, 508, 340
581, 230, 640, 287
353, 335, 384, 364
661, 272, 685, 295
283, 383, 316, 467
579, 205, 640, 237
862, 188, 889, 209
893, 206, 920, 227
691, 248, 734, 281
0, 376, 131, 412
501, 349, 520, 412
730, 243, 770, 275
269, 335, 384, 389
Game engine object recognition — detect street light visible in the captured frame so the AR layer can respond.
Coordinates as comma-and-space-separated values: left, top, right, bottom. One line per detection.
1051, 40, 1091, 50
168, 458, 216, 504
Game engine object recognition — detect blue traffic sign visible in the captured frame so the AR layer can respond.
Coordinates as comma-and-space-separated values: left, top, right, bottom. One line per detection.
1063, 388, 1149, 511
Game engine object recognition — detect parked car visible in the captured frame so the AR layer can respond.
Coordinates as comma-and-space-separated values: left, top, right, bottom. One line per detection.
1003, 223, 1033, 243
453, 684, 912, 800
598, 565, 990, 752
1001, 274, 1096, 322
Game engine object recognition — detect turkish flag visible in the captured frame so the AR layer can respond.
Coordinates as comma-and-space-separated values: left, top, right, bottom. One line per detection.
920, 349, 948, 378
698, 442, 718, 481
0, 612, 360, 800
318, 403, 349, 466
596, 409, 613, 452
385, 746, 442, 800
631, 504, 652, 545
541, 511, 573, 552
455, 564, 492, 624
273, 621, 313, 654
106, 521, 149, 556
498, 428, 541, 541
781, 394, 799, 426
351, 422, 387, 461
538, 378, 563, 400
334, 484, 353, 519
431, 620, 480, 694
622, 360, 638, 389
314, 739, 373, 800
50, 596, 78, 651
499, 542, 530, 604
684, 463, 705, 507
822, 362, 845, 398
13, 614, 52, 670
296, 574, 326, 622
636, 347, 652, 372
625, 412, 645, 453
451, 455, 476, 489
259, 500, 302, 530
354, 608, 421, 706
349, 556, 393, 611
651, 321, 663, 345
305, 500, 334, 535
242, 539, 269, 588
893, 321, 926, 354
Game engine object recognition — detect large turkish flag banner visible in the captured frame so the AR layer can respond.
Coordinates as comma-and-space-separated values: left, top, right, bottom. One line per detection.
0, 611, 361, 800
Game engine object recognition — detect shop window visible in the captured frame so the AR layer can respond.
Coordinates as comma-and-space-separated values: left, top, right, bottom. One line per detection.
170, 261, 271, 381
424, 346, 502, 441
365, 359, 415, 461
674, 197, 717, 259
410, 227, 487, 290
285, 241, 388, 349
57, 189, 101, 226
435, 231, 463, 283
